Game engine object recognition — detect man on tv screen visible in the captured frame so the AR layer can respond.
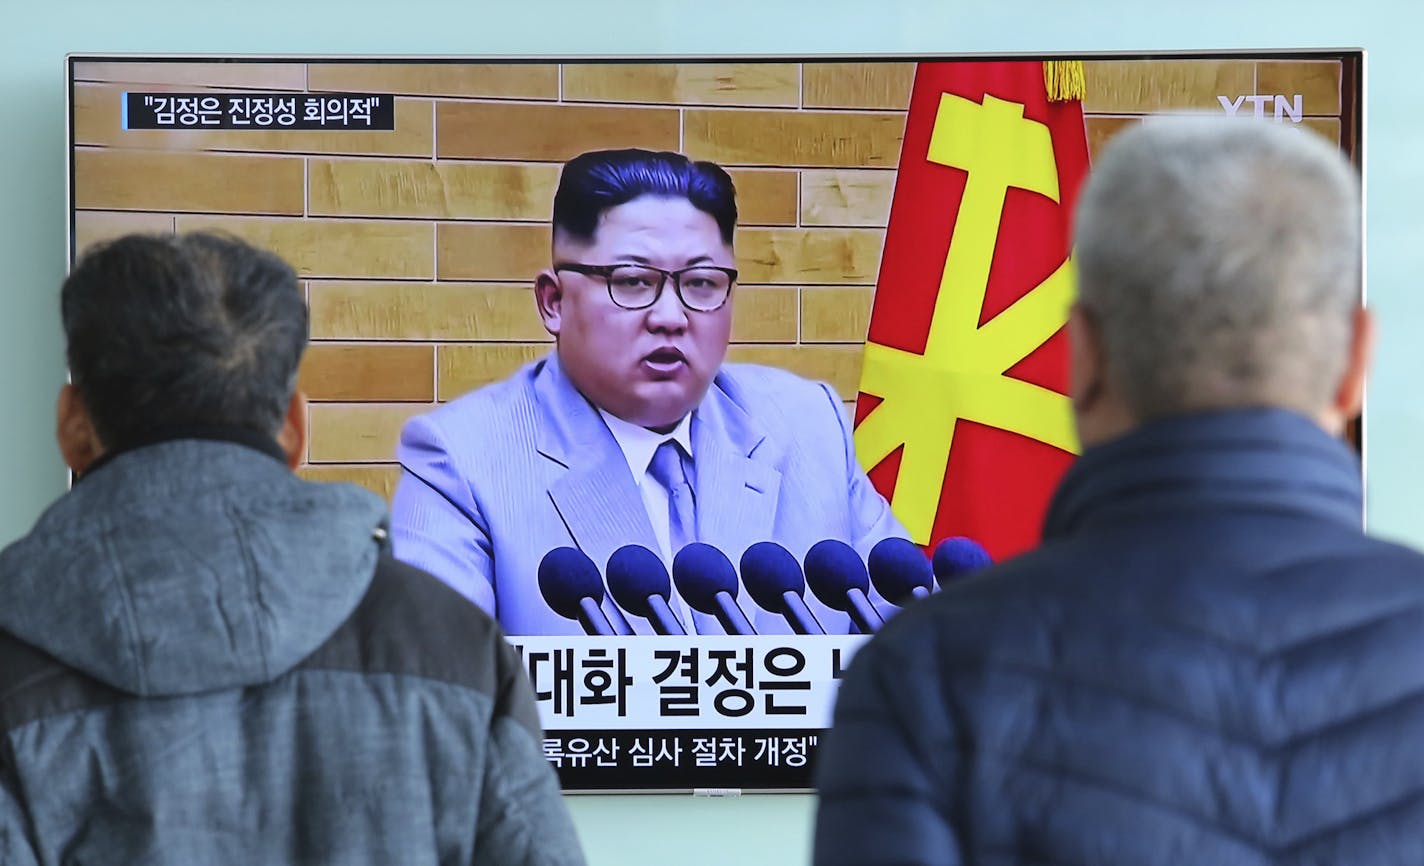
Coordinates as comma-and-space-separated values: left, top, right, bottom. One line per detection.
391, 148, 910, 635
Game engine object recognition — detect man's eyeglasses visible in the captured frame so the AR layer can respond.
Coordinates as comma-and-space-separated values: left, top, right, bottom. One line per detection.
554, 263, 737, 313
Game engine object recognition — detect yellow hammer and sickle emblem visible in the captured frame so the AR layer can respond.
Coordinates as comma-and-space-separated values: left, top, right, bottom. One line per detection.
854, 93, 1081, 544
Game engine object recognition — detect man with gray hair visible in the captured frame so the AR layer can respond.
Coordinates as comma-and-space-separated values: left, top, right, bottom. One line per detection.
0, 232, 585, 865
813, 116, 1424, 865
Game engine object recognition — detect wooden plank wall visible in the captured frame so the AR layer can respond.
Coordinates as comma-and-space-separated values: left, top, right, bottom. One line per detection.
70, 58, 1349, 500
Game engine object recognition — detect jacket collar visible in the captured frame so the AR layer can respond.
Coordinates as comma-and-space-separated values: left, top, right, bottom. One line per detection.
1043, 408, 1363, 540
78, 424, 287, 483
0, 432, 386, 697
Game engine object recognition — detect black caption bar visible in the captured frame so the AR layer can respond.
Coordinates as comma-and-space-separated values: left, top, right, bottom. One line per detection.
545, 728, 823, 791
122, 92, 394, 130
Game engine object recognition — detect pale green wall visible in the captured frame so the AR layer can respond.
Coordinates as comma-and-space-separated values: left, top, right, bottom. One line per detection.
4, 1, 1420, 863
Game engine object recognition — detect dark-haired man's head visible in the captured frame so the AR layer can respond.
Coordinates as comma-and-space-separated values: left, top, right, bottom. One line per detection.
59, 231, 309, 474
536, 149, 739, 431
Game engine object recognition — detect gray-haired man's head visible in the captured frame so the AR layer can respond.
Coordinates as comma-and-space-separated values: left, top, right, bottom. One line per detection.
1069, 115, 1368, 446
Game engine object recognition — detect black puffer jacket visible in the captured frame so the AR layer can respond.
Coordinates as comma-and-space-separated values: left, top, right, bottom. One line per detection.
814, 409, 1424, 866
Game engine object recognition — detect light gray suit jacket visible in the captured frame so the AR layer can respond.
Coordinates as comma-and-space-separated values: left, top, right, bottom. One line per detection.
391, 353, 910, 635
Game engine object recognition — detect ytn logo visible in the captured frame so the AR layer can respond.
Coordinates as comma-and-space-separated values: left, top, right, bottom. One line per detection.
1218, 94, 1305, 122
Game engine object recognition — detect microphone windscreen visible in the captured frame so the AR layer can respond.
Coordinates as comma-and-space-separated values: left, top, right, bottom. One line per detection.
932, 536, 992, 582
740, 541, 806, 612
538, 546, 606, 620
605, 544, 671, 618
804, 539, 869, 611
672, 543, 739, 613
868, 536, 935, 603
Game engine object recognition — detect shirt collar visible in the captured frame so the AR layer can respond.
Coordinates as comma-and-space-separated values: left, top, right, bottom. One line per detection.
597, 408, 694, 480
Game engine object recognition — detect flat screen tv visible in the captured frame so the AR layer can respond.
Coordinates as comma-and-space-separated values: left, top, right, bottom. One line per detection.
67, 51, 1364, 792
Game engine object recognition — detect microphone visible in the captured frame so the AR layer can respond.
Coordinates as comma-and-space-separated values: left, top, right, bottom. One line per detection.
671, 543, 756, 635
932, 536, 993, 585
538, 547, 622, 636
740, 542, 825, 635
605, 545, 686, 635
804, 539, 884, 634
868, 536, 937, 606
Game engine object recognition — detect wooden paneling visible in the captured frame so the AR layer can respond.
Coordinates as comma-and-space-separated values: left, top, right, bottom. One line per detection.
298, 344, 435, 401
308, 403, 427, 462
72, 211, 174, 257
1256, 61, 1342, 116
1082, 60, 1256, 113
727, 169, 798, 226
438, 344, 549, 400
726, 344, 864, 400
735, 228, 884, 284
437, 223, 548, 281
1085, 116, 1140, 162
66, 55, 1358, 447
1301, 117, 1343, 146
800, 169, 895, 227
800, 287, 874, 343
309, 281, 550, 341
309, 159, 558, 220
562, 63, 799, 107
74, 150, 304, 214
71, 61, 306, 90
174, 217, 433, 279
730, 287, 798, 342
298, 464, 402, 500
72, 85, 433, 157
1086, 115, 1341, 153
802, 63, 915, 110
308, 63, 559, 99
308, 161, 794, 226
437, 102, 680, 161
684, 109, 905, 168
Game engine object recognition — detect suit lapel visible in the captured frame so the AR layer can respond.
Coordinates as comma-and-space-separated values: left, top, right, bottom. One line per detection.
534, 356, 661, 577
689, 377, 783, 577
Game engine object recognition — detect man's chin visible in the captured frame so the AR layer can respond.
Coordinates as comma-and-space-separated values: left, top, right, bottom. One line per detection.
626, 384, 708, 430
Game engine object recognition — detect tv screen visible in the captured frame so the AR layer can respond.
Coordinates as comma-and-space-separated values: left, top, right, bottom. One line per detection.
68, 52, 1363, 791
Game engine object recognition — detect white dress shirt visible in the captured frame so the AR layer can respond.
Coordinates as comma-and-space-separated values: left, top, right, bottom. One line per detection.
597, 408, 696, 628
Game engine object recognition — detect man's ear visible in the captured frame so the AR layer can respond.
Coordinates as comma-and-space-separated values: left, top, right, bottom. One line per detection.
534, 269, 563, 337
1067, 302, 1106, 414
1332, 306, 1375, 426
1066, 302, 1139, 448
276, 390, 308, 471
56, 383, 103, 476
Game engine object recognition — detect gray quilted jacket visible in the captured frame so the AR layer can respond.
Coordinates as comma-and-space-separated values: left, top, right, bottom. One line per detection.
0, 436, 585, 866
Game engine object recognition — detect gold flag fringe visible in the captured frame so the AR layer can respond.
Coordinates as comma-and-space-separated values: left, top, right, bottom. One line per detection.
1043, 60, 1086, 102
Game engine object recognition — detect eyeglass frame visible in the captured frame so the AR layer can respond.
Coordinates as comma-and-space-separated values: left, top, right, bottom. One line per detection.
553, 262, 739, 313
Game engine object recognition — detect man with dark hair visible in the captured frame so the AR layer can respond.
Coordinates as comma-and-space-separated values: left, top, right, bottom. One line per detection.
812, 117, 1424, 865
0, 232, 585, 865
392, 149, 909, 635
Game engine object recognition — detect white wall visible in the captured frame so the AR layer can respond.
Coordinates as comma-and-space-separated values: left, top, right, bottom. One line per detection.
5, 2, 1419, 863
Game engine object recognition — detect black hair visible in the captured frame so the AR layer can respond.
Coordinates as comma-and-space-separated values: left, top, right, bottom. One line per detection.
551, 149, 738, 244
61, 231, 308, 450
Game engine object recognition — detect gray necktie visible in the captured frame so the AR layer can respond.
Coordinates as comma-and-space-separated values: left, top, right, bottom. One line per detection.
648, 440, 696, 559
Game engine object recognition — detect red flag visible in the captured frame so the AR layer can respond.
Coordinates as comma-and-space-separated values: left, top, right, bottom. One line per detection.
853, 61, 1091, 562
